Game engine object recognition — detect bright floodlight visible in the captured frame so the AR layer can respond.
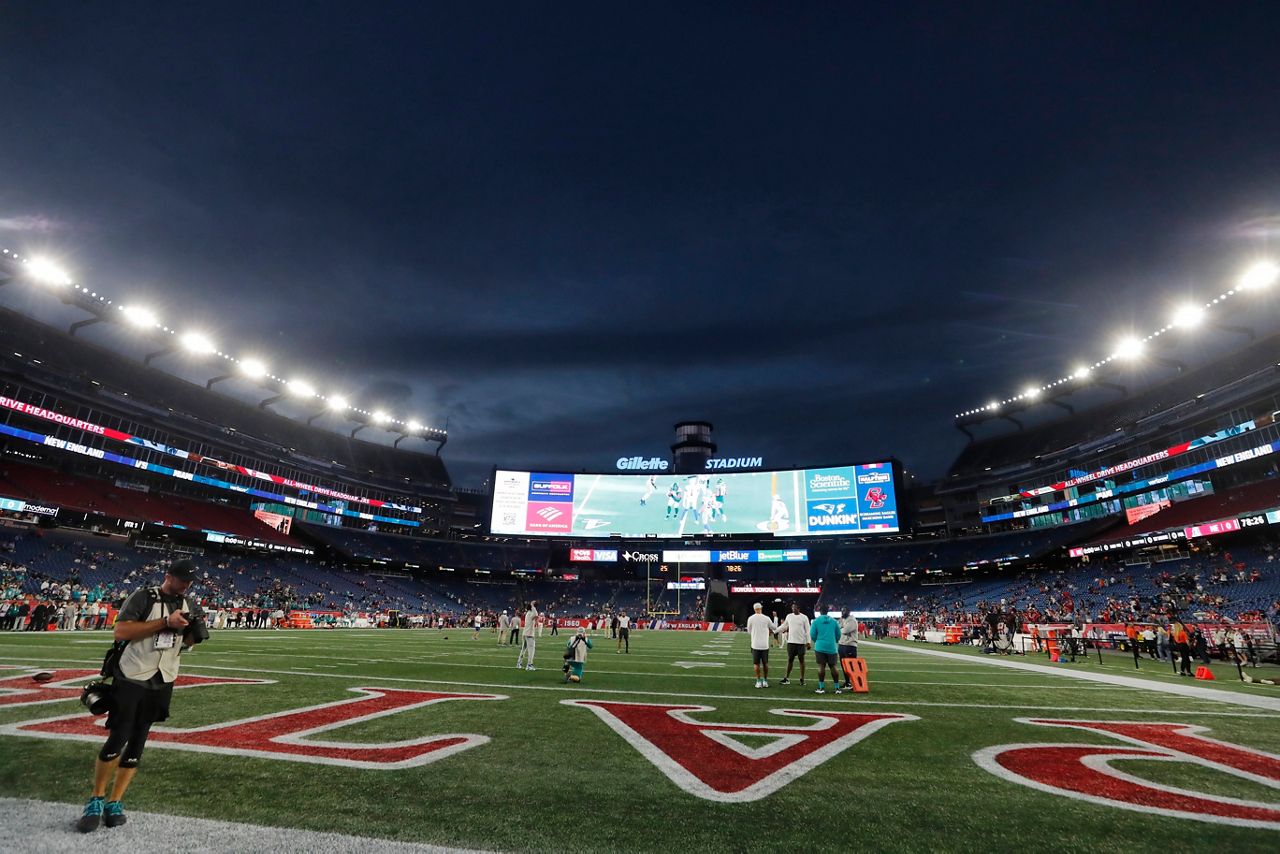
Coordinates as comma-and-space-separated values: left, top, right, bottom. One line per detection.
180, 331, 215, 354
121, 305, 159, 329
407, 420, 422, 432
239, 358, 268, 379
25, 257, 71, 286
1238, 260, 1279, 291
372, 410, 390, 424
327, 395, 348, 411
1072, 365, 1092, 379
1022, 386, 1041, 399
1170, 304, 1204, 329
1112, 336, 1144, 360
986, 401, 999, 411
289, 379, 316, 398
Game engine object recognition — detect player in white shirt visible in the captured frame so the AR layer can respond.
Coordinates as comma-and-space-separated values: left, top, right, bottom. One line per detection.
516, 602, 540, 670
616, 612, 631, 653
640, 475, 658, 506
677, 476, 704, 536
497, 611, 510, 646
769, 494, 789, 532
746, 603, 779, 688
713, 478, 727, 521
471, 614, 482, 640
779, 603, 811, 686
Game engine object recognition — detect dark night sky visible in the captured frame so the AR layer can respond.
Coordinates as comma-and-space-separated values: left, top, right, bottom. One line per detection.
2, 3, 1280, 487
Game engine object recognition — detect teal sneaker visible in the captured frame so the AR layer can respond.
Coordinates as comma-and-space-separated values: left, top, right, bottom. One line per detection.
104, 800, 127, 828
76, 796, 104, 833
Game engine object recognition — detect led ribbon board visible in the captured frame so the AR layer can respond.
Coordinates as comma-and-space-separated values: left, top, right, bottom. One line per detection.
0, 422, 418, 527
0, 395, 421, 513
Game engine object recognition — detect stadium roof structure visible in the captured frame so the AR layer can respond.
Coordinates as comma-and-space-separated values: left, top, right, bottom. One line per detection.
0, 248, 446, 452
954, 259, 1279, 431
946, 332, 1280, 480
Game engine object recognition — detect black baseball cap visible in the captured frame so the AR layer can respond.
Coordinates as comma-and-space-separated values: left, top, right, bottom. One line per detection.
166, 559, 197, 581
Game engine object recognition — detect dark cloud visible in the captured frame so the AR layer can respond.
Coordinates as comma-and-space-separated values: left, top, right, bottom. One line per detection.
2, 4, 1280, 486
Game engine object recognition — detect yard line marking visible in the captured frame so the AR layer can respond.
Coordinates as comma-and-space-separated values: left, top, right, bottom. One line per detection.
0, 658, 1267, 715
862, 641, 1280, 713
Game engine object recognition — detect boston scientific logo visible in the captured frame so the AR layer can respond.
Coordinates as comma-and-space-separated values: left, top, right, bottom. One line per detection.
808, 472, 851, 493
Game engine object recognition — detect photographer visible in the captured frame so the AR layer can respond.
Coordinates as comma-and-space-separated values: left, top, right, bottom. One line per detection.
77, 560, 207, 833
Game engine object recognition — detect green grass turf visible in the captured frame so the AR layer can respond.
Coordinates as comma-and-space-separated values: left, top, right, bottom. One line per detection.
0, 629, 1277, 852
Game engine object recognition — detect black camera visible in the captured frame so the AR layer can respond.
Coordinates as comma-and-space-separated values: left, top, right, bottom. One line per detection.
182, 611, 210, 643
80, 680, 114, 715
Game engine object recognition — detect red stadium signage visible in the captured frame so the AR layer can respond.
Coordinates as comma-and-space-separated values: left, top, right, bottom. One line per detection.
1184, 518, 1242, 539
1124, 499, 1170, 525
974, 719, 1280, 828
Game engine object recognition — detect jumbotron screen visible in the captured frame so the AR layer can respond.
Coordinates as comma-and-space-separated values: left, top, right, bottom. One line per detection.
489, 463, 899, 538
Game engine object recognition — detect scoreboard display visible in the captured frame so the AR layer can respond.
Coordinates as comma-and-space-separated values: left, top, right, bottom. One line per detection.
489, 462, 900, 538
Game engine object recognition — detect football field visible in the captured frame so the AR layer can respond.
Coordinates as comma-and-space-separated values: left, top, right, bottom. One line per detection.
1, 629, 1278, 852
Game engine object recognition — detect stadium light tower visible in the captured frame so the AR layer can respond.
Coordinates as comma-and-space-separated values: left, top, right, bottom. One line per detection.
24, 257, 72, 287
209, 356, 268, 389
121, 305, 159, 329
353, 409, 390, 439
1171, 304, 1204, 329
307, 394, 348, 426
1112, 336, 1144, 360
1238, 260, 1278, 291
394, 419, 423, 448
180, 331, 216, 354
259, 377, 312, 411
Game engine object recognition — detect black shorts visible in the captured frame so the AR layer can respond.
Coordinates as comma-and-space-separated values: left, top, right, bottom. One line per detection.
106, 677, 174, 731
815, 651, 840, 669
752, 648, 769, 665
619, 627, 630, 639
838, 644, 859, 660
787, 642, 807, 661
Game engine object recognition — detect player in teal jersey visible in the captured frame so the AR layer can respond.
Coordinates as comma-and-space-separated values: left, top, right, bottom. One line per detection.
809, 604, 844, 694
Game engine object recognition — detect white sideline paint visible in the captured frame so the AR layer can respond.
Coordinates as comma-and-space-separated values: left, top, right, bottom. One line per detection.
862, 640, 1280, 713
0, 797, 490, 853
0, 659, 1271, 716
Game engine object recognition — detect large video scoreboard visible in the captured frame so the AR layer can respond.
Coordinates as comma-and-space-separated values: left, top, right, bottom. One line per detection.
489, 462, 900, 538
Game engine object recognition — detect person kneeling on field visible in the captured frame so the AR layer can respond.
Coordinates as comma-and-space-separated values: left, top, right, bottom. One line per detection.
563, 629, 592, 683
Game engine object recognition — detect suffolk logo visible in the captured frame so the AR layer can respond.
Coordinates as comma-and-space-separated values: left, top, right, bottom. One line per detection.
564, 700, 916, 802
536, 507, 564, 521
864, 488, 887, 509
812, 503, 846, 515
